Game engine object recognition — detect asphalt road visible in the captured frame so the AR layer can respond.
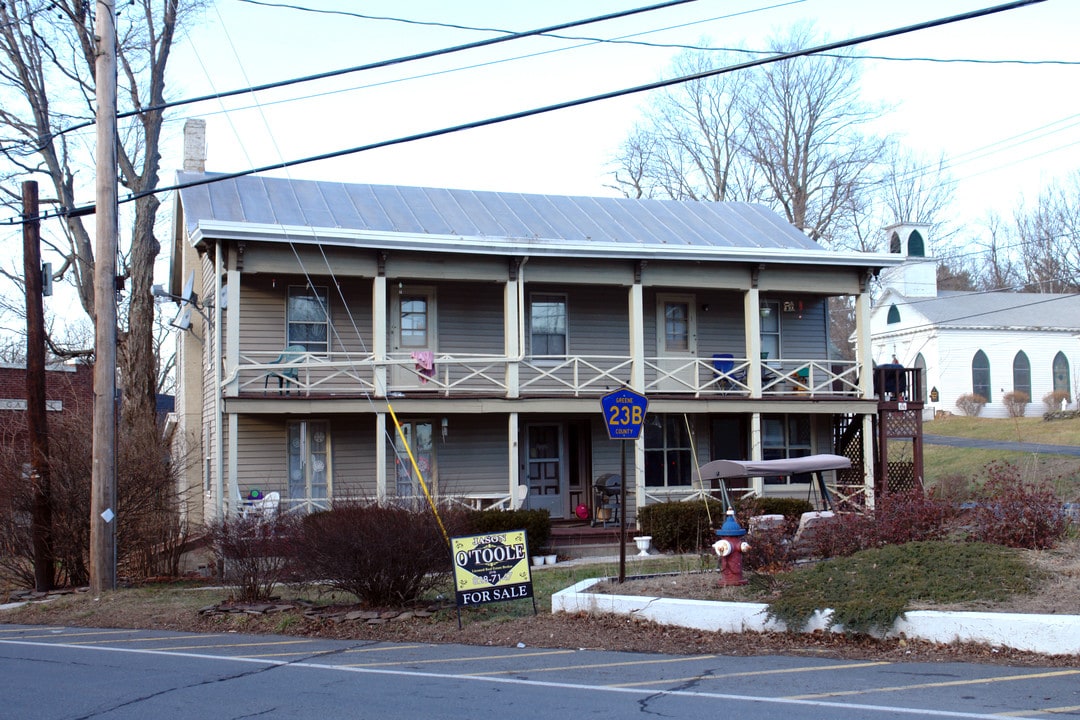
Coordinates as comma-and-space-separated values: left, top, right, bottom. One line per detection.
923, 435, 1080, 456
2, 625, 1079, 719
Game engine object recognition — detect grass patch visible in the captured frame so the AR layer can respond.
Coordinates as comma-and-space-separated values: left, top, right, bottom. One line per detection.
766, 542, 1042, 636
929, 415, 1080, 445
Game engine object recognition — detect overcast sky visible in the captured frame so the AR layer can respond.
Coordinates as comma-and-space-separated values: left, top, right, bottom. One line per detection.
160, 0, 1080, 248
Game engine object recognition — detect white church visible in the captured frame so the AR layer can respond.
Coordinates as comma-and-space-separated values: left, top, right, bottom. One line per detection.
869, 223, 1080, 419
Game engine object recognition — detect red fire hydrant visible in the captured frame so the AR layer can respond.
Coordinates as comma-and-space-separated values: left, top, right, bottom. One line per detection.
712, 509, 750, 586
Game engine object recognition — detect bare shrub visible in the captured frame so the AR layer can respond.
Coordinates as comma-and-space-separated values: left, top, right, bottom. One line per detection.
207, 513, 301, 602
0, 399, 190, 589
1003, 391, 1029, 418
955, 393, 987, 417
294, 503, 462, 606
871, 487, 956, 545
1043, 390, 1071, 412
965, 462, 1070, 550
742, 525, 797, 573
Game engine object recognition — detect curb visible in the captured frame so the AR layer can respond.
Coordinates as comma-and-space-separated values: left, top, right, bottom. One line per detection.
552, 578, 1080, 656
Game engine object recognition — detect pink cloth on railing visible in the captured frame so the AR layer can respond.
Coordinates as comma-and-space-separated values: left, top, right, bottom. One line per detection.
410, 351, 435, 383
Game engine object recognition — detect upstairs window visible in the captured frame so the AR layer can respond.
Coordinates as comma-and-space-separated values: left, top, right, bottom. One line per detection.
886, 304, 901, 324
400, 295, 430, 348
530, 293, 567, 356
972, 350, 991, 402
287, 286, 329, 353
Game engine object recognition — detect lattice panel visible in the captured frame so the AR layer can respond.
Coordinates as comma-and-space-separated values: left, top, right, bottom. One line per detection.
885, 461, 917, 493
884, 409, 920, 438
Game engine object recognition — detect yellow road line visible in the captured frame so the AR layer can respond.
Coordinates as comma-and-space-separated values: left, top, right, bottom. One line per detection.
65, 634, 227, 646
998, 704, 1080, 717
786, 669, 1080, 699
341, 644, 425, 654
342, 649, 574, 668
144, 639, 318, 652
462, 656, 717, 677
9, 629, 135, 640
0, 626, 64, 633
611, 660, 892, 688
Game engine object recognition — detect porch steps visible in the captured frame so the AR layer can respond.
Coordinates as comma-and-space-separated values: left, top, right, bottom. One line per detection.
549, 523, 643, 560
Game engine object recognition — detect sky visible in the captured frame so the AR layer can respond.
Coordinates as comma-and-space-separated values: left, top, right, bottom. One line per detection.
158, 0, 1080, 252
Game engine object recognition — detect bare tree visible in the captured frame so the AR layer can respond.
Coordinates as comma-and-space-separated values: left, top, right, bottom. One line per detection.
1012, 173, 1080, 293
0, 0, 201, 430
610, 49, 761, 203
741, 24, 886, 245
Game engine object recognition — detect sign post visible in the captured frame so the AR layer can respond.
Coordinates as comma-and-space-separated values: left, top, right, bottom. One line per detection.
599, 389, 648, 582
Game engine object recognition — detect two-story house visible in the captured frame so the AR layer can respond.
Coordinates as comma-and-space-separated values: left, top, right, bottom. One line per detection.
166, 168, 903, 527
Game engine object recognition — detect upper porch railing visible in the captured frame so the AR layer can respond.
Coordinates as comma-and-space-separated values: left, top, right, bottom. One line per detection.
232, 350, 865, 400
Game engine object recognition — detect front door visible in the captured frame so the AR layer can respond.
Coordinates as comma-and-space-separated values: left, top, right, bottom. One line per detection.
656, 294, 697, 392
526, 424, 565, 518
391, 287, 437, 390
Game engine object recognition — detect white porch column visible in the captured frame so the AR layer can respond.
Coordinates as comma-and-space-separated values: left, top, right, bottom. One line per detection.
505, 259, 521, 399
855, 288, 873, 398
212, 242, 225, 520
508, 412, 520, 508
629, 274, 646, 519
223, 255, 240, 397
629, 276, 645, 391
744, 287, 762, 398
227, 413, 239, 514
749, 412, 764, 496
375, 412, 387, 504
373, 272, 387, 397
862, 414, 876, 510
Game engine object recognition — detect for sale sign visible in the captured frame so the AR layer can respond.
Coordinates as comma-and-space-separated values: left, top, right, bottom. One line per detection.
451, 530, 534, 608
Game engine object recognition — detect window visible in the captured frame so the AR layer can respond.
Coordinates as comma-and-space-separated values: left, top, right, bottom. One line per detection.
664, 301, 689, 352
530, 293, 567, 356
1012, 351, 1031, 399
760, 300, 780, 361
886, 304, 901, 324
288, 420, 330, 510
400, 295, 430, 348
889, 232, 901, 254
762, 415, 812, 485
908, 230, 925, 257
394, 420, 434, 501
1053, 352, 1071, 400
972, 350, 991, 402
644, 414, 693, 487
287, 286, 329, 353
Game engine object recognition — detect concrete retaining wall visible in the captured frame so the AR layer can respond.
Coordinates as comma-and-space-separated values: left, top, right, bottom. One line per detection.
552, 578, 1080, 656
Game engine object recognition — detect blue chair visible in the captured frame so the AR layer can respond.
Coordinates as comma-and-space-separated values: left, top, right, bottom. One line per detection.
712, 353, 745, 390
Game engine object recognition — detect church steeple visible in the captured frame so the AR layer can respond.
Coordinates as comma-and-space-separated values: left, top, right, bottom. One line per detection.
880, 222, 937, 298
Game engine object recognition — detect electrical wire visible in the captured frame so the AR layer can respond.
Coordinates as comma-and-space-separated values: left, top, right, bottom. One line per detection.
2, 0, 1046, 225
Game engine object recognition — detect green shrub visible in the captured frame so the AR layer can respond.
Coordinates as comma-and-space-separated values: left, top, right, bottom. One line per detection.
638, 499, 725, 553
467, 508, 551, 554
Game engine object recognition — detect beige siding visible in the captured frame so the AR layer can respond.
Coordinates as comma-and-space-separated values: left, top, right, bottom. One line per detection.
333, 417, 378, 499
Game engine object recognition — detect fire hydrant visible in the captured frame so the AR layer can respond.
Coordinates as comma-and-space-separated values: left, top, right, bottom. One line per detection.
712, 509, 750, 586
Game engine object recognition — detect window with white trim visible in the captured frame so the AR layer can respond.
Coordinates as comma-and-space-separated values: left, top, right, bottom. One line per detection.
762, 415, 811, 485
644, 414, 693, 487
287, 285, 329, 353
530, 293, 567, 356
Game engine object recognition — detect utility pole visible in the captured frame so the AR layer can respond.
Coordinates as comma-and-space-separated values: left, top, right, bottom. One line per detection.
23, 180, 53, 592
91, 0, 118, 594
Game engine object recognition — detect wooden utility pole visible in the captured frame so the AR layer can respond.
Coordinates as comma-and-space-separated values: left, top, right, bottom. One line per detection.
91, 0, 118, 594
23, 180, 53, 592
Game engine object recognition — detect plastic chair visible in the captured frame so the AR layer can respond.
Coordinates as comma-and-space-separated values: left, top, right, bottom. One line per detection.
712, 353, 746, 389
264, 345, 306, 394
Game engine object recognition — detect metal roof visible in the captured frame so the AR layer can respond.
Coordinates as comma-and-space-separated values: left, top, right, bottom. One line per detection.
175, 172, 899, 266
886, 290, 1080, 331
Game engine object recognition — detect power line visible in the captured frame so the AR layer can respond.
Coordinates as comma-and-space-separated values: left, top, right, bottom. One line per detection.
2, 0, 1043, 226
3, 0, 703, 155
